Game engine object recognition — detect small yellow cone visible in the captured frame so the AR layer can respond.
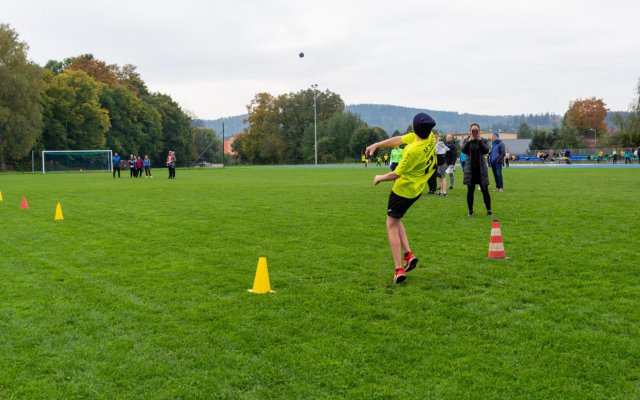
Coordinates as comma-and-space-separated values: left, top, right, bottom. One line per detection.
0, 190, 3, 202
54, 202, 64, 221
248, 257, 275, 294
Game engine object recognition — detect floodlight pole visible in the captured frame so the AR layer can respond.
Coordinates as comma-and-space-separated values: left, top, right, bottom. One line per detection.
311, 84, 318, 165
589, 128, 597, 148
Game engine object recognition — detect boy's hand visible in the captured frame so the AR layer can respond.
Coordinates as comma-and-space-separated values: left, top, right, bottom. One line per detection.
365, 144, 377, 157
373, 175, 382, 185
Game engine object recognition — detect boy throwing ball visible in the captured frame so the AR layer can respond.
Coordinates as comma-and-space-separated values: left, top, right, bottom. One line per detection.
365, 113, 437, 283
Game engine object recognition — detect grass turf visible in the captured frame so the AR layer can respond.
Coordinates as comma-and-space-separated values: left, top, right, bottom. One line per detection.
0, 166, 638, 399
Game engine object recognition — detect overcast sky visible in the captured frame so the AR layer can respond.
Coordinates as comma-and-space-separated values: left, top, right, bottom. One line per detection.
5, 0, 640, 119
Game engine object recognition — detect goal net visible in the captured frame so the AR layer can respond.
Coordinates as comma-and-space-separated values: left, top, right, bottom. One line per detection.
42, 150, 113, 174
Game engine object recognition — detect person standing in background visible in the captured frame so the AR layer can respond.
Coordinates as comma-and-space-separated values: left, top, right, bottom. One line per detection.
128, 153, 136, 178
444, 134, 458, 189
167, 151, 176, 179
489, 132, 505, 192
389, 145, 403, 171
435, 136, 449, 196
144, 155, 152, 177
135, 155, 144, 178
112, 152, 121, 178
462, 123, 492, 217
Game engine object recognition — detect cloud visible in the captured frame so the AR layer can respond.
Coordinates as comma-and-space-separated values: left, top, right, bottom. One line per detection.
4, 0, 640, 118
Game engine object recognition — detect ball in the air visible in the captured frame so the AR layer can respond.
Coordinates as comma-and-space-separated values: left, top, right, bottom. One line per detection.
299, 52, 304, 58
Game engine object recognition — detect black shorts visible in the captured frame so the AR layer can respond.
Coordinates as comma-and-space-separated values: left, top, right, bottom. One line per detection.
387, 191, 421, 219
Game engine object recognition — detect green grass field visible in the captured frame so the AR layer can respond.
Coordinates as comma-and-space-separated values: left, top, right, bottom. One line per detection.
1, 166, 639, 399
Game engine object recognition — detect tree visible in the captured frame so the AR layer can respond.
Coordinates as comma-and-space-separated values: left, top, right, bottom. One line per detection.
146, 93, 193, 166
65, 54, 119, 85
529, 129, 555, 150
611, 79, 640, 147
116, 64, 149, 95
41, 70, 110, 150
240, 89, 345, 164
241, 92, 278, 163
100, 84, 161, 158
349, 125, 386, 157
191, 127, 222, 163
0, 24, 46, 170
302, 111, 366, 162
518, 121, 533, 138
564, 97, 608, 145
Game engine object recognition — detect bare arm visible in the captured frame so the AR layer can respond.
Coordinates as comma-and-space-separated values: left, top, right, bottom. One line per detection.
373, 171, 400, 185
365, 136, 404, 157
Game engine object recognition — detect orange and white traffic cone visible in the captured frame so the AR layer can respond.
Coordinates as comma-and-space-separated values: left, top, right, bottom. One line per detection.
487, 219, 506, 259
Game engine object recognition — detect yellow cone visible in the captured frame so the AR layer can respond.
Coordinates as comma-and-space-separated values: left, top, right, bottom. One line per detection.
248, 257, 275, 294
0, 190, 3, 201
54, 202, 64, 221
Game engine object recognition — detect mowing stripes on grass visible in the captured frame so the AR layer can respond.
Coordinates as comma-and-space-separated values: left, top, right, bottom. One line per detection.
0, 167, 638, 399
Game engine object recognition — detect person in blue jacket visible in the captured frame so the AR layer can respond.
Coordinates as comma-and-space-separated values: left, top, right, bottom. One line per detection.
489, 132, 505, 192
112, 152, 121, 178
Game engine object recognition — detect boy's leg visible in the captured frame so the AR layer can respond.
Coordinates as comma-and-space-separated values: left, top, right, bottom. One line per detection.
386, 216, 403, 270
397, 221, 419, 272
397, 220, 410, 256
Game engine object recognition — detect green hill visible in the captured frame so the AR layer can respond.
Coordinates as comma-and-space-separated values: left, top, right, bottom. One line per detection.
199, 105, 626, 137
345, 104, 561, 134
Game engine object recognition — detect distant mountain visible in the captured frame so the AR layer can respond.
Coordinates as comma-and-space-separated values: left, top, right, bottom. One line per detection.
199, 115, 249, 137
345, 104, 561, 134
198, 105, 626, 137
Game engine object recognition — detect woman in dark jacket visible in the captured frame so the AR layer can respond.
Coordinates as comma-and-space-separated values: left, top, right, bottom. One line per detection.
461, 123, 492, 217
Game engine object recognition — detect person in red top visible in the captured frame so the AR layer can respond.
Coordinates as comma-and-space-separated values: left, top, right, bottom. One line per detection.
135, 155, 144, 178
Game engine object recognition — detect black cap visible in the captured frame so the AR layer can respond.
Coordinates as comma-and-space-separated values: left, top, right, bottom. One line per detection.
413, 113, 436, 138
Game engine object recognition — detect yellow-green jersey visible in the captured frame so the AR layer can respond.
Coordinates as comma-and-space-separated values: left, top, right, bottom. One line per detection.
392, 132, 437, 199
390, 148, 403, 163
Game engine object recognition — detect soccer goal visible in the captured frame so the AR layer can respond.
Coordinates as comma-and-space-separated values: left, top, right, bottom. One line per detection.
42, 150, 113, 174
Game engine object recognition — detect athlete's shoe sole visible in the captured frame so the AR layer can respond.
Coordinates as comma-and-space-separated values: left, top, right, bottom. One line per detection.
394, 273, 406, 284
393, 268, 407, 284
404, 257, 419, 273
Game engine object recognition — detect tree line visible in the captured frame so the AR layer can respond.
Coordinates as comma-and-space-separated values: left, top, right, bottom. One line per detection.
344, 104, 561, 134
519, 93, 640, 151
232, 90, 391, 164
3, 22, 638, 169
0, 24, 221, 171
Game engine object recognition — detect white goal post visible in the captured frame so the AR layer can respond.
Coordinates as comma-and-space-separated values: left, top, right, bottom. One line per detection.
42, 150, 113, 174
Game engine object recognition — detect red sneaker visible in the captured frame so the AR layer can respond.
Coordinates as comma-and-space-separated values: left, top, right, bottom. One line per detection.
393, 267, 406, 283
403, 252, 419, 272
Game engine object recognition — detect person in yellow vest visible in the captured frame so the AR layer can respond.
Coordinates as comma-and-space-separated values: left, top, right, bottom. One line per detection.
361, 153, 369, 167
389, 146, 403, 171
597, 150, 603, 163
365, 113, 437, 284
383, 153, 389, 166
612, 149, 618, 164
